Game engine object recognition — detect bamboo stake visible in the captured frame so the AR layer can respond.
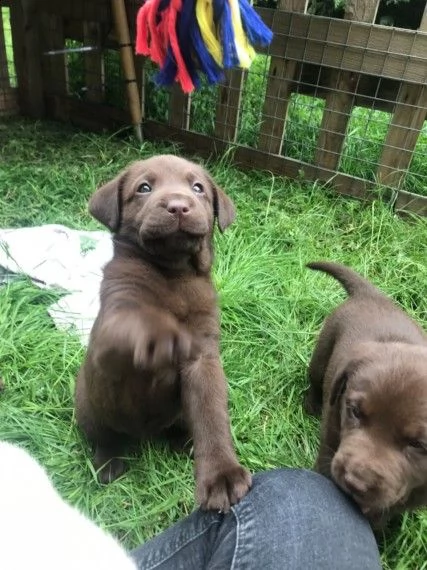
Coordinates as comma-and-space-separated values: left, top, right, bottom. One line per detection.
111, 0, 142, 141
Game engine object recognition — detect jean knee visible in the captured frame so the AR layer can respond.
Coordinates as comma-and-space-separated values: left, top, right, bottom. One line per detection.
230, 469, 381, 569
240, 468, 367, 525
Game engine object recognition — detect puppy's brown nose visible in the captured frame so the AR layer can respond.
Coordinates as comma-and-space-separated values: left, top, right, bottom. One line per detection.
167, 199, 190, 215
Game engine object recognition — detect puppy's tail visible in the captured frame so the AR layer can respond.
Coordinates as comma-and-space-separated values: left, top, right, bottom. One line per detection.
307, 261, 378, 297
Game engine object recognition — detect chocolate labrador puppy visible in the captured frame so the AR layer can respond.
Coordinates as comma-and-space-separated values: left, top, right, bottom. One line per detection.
75, 155, 251, 511
304, 261, 427, 527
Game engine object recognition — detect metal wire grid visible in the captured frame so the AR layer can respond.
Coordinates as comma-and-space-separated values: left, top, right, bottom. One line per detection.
141, 2, 427, 194
143, 6, 427, 194
40, 6, 125, 108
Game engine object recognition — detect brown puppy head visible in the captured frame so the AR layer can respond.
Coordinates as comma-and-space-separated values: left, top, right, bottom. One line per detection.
89, 155, 235, 270
330, 342, 427, 517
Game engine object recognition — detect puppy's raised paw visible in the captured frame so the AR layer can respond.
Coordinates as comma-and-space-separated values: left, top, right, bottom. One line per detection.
197, 463, 252, 512
133, 319, 192, 370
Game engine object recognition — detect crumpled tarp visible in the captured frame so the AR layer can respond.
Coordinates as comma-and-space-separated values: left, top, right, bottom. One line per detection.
0, 224, 113, 345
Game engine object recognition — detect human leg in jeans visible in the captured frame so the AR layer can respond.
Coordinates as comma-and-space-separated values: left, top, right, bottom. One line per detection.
130, 468, 382, 570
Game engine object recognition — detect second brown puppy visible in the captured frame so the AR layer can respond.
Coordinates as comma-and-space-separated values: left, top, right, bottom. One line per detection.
305, 261, 427, 528
75, 155, 251, 511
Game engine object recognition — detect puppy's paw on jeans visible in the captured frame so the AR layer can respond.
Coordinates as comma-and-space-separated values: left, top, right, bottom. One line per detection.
197, 462, 252, 512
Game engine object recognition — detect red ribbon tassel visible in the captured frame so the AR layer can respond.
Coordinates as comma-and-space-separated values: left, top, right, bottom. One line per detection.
135, 2, 150, 55
148, 0, 167, 66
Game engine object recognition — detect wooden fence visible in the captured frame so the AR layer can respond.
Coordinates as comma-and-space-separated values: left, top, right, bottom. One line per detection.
1, 0, 427, 216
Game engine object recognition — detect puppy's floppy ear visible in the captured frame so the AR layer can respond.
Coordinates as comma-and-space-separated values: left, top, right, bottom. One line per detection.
211, 182, 236, 232
329, 355, 366, 407
89, 172, 126, 232
329, 371, 349, 407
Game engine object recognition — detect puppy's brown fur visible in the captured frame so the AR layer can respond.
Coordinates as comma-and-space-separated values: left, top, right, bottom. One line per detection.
75, 155, 251, 511
305, 261, 427, 527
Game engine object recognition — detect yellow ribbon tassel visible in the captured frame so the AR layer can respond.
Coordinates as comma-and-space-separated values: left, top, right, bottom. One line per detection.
228, 0, 255, 68
196, 0, 223, 66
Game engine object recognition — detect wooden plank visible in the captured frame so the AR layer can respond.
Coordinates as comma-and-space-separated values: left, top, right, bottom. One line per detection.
40, 13, 68, 96
83, 22, 105, 103
9, 0, 27, 113
168, 83, 191, 130
255, 9, 427, 84
21, 0, 45, 117
314, 0, 379, 171
214, 69, 246, 142
395, 190, 427, 217
377, 9, 427, 187
0, 87, 18, 115
258, 0, 308, 155
44, 94, 128, 130
377, 84, 427, 187
344, 0, 379, 20
37, 0, 111, 24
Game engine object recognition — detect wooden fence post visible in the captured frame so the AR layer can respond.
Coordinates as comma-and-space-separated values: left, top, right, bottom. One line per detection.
257, 0, 308, 155
40, 13, 68, 97
84, 22, 105, 103
377, 6, 427, 188
314, 0, 380, 171
111, 0, 142, 140
214, 68, 246, 142
21, 0, 45, 118
168, 83, 191, 130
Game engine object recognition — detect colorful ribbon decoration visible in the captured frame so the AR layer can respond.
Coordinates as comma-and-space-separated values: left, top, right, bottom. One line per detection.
135, 0, 273, 92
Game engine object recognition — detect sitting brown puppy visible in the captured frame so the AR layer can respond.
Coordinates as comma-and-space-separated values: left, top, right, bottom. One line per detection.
75, 155, 251, 511
304, 261, 427, 528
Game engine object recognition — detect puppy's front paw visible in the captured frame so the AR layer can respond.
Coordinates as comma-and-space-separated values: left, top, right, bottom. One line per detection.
197, 463, 252, 512
133, 319, 192, 369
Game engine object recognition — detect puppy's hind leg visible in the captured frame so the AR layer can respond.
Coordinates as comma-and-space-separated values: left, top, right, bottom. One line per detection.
93, 434, 128, 485
163, 418, 192, 453
75, 371, 128, 484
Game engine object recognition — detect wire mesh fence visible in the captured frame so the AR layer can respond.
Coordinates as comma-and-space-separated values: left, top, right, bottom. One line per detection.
2, 0, 427, 214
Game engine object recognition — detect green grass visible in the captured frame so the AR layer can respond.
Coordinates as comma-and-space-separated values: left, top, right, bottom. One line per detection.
0, 118, 427, 568
2, 7, 16, 87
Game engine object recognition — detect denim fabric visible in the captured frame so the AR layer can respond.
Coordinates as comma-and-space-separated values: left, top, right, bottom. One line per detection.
130, 469, 382, 569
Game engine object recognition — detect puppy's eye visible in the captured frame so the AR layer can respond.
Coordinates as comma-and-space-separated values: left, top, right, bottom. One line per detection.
407, 440, 427, 454
192, 182, 204, 194
137, 182, 152, 194
347, 403, 362, 420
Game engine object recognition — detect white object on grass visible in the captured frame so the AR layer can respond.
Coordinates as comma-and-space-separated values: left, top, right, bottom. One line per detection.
0, 224, 113, 345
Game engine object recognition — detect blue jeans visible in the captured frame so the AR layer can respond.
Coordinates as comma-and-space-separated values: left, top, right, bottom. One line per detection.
130, 469, 382, 569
